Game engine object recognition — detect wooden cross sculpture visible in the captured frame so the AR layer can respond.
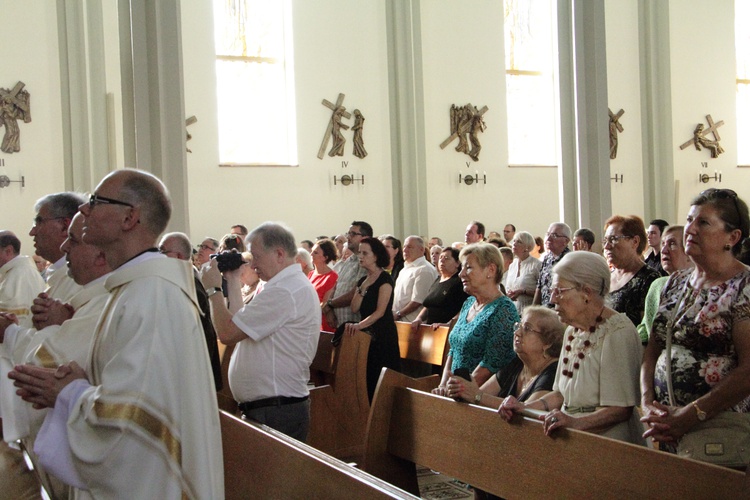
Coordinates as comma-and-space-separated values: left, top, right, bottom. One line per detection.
609, 108, 624, 159
440, 104, 489, 162
679, 114, 725, 158
0, 81, 32, 154
318, 93, 352, 159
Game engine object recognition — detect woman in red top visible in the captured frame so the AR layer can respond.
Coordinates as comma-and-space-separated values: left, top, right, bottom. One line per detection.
308, 239, 339, 332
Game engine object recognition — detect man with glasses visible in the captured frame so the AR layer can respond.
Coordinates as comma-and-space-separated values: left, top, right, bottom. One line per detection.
29, 192, 86, 302
9, 169, 223, 498
159, 231, 222, 391
323, 220, 373, 327
195, 236, 219, 269
533, 222, 572, 308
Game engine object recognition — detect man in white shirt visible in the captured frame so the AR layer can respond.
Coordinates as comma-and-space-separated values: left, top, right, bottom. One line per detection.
203, 222, 319, 441
29, 192, 85, 302
393, 236, 438, 322
465, 220, 485, 244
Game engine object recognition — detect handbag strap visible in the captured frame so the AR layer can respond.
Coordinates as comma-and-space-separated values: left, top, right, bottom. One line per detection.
665, 279, 692, 407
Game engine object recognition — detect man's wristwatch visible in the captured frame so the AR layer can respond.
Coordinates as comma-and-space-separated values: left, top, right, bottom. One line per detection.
692, 400, 708, 421
206, 287, 222, 298
326, 298, 334, 309
395, 310, 402, 320
474, 392, 483, 404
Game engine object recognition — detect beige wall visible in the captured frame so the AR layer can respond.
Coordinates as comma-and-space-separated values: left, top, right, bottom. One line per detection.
0, 0, 746, 253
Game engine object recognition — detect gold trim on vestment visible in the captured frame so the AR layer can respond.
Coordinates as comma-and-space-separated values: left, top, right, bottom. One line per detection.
33, 344, 57, 369
92, 400, 182, 464
0, 307, 30, 316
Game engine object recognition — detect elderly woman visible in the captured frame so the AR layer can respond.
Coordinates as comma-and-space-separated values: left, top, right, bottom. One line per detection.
344, 236, 401, 401
498, 252, 644, 444
447, 306, 564, 408
308, 239, 339, 332
411, 247, 469, 331
603, 215, 660, 326
433, 243, 519, 393
641, 189, 750, 454
505, 231, 542, 314
295, 248, 314, 276
636, 226, 693, 344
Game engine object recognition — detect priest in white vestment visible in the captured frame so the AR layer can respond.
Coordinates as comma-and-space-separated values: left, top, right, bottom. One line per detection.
9, 170, 224, 499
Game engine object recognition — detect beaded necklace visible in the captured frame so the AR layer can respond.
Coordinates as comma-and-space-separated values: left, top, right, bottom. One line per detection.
561, 307, 605, 377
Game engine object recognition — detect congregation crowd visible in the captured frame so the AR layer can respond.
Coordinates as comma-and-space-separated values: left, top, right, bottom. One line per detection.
1, 168, 749, 497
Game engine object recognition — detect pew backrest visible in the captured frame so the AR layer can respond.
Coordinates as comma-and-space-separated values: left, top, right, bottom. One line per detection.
220, 410, 417, 499
395, 321, 450, 366
362, 368, 749, 499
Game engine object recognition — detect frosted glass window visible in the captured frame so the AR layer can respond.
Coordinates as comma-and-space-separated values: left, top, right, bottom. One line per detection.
504, 0, 559, 166
214, 0, 297, 166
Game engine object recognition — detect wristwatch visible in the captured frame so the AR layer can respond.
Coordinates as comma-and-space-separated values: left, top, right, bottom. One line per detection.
474, 392, 483, 404
206, 287, 222, 298
692, 401, 708, 421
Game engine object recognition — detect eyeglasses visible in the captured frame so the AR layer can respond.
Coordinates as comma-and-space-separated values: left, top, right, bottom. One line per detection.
32, 216, 66, 227
602, 235, 633, 246
514, 321, 542, 336
88, 194, 134, 209
550, 286, 576, 297
545, 232, 567, 240
347, 231, 363, 237
197, 244, 216, 252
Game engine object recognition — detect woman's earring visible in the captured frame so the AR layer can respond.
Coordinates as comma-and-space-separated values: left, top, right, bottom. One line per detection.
724, 244, 732, 251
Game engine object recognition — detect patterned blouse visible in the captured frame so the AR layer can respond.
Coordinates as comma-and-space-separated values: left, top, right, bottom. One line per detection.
448, 295, 519, 374
537, 248, 570, 307
651, 268, 750, 413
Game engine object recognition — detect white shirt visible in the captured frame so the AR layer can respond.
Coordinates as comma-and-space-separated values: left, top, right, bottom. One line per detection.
231, 263, 320, 402
392, 256, 439, 322
505, 255, 542, 314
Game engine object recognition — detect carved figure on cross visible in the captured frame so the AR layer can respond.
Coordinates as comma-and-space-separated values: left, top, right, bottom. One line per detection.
441, 103, 489, 162
608, 108, 624, 159
0, 81, 31, 154
318, 93, 352, 159
679, 114, 725, 158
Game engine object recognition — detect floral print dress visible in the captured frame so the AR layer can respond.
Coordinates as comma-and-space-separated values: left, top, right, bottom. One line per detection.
651, 267, 750, 413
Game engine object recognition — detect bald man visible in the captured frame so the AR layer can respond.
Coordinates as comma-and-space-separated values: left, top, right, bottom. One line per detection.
10, 170, 223, 498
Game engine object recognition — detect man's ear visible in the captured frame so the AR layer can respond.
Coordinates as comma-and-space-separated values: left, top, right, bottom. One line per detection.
121, 206, 141, 231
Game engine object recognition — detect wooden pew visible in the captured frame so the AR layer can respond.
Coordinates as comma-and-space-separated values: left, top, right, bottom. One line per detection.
220, 410, 417, 499
362, 368, 750, 499
395, 321, 450, 367
307, 330, 372, 460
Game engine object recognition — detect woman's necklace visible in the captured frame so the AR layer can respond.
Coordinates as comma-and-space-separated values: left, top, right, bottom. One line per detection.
561, 307, 605, 377
356, 271, 380, 297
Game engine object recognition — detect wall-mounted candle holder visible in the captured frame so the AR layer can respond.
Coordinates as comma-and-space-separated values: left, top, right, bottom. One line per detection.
334, 174, 364, 186
459, 172, 486, 185
699, 171, 721, 184
0, 174, 25, 188
611, 174, 623, 183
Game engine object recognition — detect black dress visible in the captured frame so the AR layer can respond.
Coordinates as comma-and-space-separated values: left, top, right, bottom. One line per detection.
358, 271, 401, 400
421, 274, 469, 324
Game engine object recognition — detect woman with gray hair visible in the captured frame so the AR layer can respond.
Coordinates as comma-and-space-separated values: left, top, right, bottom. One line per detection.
448, 306, 564, 409
498, 251, 644, 444
505, 231, 542, 314
433, 243, 519, 393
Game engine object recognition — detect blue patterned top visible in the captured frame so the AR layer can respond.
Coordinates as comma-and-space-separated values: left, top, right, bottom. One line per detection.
448, 295, 519, 374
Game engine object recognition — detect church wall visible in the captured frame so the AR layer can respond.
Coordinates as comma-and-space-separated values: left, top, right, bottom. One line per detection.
0, 2, 65, 252
181, 0, 395, 243
420, 1, 561, 244
668, 0, 741, 221
605, 0, 645, 220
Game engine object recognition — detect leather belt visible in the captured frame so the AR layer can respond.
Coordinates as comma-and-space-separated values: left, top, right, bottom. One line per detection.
238, 395, 309, 413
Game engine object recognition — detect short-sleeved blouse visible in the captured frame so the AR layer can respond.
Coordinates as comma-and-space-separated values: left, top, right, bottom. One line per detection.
651, 268, 750, 412
505, 255, 542, 314
608, 265, 661, 326
448, 295, 519, 374
553, 313, 643, 443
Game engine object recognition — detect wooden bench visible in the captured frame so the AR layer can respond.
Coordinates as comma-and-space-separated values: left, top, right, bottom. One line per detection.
361, 368, 750, 498
307, 330, 372, 460
395, 321, 450, 367
220, 410, 417, 499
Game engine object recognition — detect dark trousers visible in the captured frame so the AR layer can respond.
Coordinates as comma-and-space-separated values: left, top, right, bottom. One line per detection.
241, 399, 310, 442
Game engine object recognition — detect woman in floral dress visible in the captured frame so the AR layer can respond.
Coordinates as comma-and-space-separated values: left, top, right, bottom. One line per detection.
641, 189, 750, 448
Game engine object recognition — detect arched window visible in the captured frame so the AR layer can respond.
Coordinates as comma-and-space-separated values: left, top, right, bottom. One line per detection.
213, 0, 298, 166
